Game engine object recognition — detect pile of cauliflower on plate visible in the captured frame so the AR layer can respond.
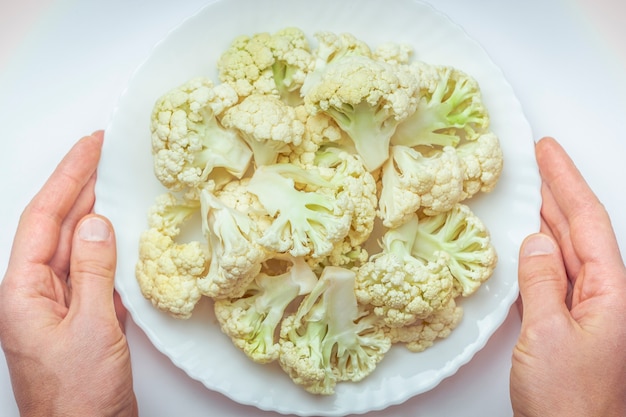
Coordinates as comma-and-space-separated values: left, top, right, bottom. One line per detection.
135, 27, 503, 395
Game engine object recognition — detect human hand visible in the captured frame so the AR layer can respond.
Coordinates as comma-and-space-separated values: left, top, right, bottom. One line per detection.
0, 132, 138, 417
510, 137, 626, 417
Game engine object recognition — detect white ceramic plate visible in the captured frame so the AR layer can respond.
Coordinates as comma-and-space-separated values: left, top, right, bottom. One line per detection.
95, 0, 540, 415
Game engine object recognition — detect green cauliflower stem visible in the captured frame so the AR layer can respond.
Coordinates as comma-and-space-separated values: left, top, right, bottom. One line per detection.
214, 254, 318, 364
278, 266, 391, 395
150, 77, 252, 193
221, 94, 305, 167
197, 188, 271, 299
135, 193, 207, 319
412, 203, 498, 297
355, 213, 454, 327
248, 163, 352, 258
304, 54, 417, 171
392, 63, 490, 148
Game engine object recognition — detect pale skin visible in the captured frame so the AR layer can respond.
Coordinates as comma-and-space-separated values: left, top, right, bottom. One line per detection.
0, 132, 138, 417
0, 133, 625, 416
511, 137, 626, 416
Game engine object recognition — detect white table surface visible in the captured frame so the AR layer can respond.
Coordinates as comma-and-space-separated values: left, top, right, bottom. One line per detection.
1, 1, 625, 416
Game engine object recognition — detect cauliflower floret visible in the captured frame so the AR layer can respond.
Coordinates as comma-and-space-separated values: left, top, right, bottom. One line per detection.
217, 27, 313, 104
304, 54, 417, 171
385, 297, 463, 352
373, 42, 413, 65
312, 147, 378, 246
247, 164, 353, 258
301, 31, 372, 96
197, 188, 271, 299
378, 145, 464, 227
355, 213, 454, 327
278, 266, 391, 395
150, 77, 251, 193
221, 94, 305, 167
392, 62, 490, 148
456, 131, 504, 199
214, 254, 318, 364
135, 193, 208, 319
412, 203, 498, 297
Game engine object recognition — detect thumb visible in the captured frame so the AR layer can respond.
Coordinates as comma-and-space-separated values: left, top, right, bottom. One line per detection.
517, 233, 569, 323
68, 215, 117, 319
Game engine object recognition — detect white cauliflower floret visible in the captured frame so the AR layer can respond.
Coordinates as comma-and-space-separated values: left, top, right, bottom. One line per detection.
150, 77, 251, 193
197, 188, 271, 299
301, 31, 373, 96
135, 193, 207, 319
304, 54, 417, 171
378, 145, 464, 227
217, 27, 313, 104
214, 254, 317, 364
247, 164, 353, 258
278, 266, 391, 395
456, 131, 504, 199
384, 297, 463, 352
355, 213, 454, 327
392, 62, 490, 148
221, 94, 305, 166
412, 203, 498, 297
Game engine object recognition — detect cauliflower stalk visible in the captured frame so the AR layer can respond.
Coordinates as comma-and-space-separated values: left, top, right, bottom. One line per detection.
214, 254, 318, 363
355, 213, 454, 327
150, 77, 251, 193
412, 203, 498, 297
136, 27, 504, 396
304, 55, 417, 172
278, 266, 391, 395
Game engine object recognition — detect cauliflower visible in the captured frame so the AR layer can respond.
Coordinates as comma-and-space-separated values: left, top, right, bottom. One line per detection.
247, 163, 353, 258
456, 131, 504, 199
150, 77, 251, 193
311, 147, 378, 246
197, 188, 271, 299
300, 31, 373, 96
214, 254, 317, 364
355, 213, 454, 327
304, 54, 417, 171
137, 27, 505, 395
384, 297, 463, 352
135, 193, 207, 319
378, 145, 464, 227
221, 94, 305, 166
278, 266, 391, 395
391, 62, 490, 148
412, 203, 498, 297
217, 27, 313, 104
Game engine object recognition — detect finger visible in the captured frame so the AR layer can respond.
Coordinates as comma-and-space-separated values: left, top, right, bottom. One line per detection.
539, 182, 582, 280
518, 233, 569, 324
51, 172, 98, 280
535, 137, 622, 267
7, 132, 104, 277
114, 291, 128, 333
67, 215, 117, 319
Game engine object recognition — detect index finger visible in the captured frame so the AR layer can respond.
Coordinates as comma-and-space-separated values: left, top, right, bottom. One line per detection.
7, 132, 104, 270
535, 137, 622, 267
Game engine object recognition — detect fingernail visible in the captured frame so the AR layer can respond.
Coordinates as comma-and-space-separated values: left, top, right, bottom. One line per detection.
78, 217, 111, 242
521, 234, 556, 257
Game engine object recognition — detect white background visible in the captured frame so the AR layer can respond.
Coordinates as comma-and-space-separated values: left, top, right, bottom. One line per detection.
1, 0, 625, 416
